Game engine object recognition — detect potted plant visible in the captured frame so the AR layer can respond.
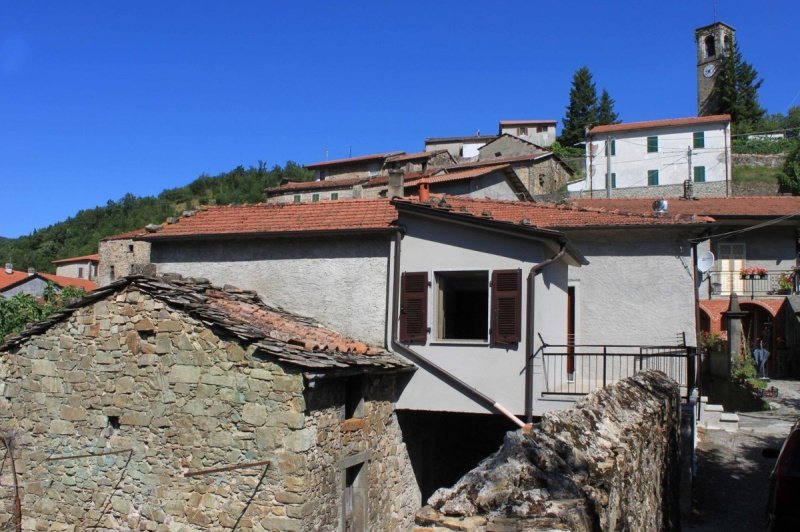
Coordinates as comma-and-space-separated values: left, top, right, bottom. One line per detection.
778, 272, 794, 294
740, 266, 769, 279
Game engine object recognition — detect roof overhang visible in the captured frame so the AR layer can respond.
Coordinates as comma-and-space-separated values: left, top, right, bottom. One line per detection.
135, 227, 402, 243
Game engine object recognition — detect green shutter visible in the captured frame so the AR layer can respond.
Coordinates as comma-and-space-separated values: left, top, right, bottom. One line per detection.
612, 172, 617, 188
312, 193, 320, 202
693, 131, 705, 149
293, 195, 301, 203
647, 136, 658, 153
331, 192, 339, 200
694, 166, 706, 182
606, 139, 616, 156
648, 169, 659, 186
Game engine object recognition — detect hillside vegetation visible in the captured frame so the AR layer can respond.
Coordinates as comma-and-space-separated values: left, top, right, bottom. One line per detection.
0, 162, 312, 273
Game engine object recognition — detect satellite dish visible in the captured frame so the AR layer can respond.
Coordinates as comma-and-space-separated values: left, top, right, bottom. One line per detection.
698, 251, 715, 273
652, 198, 668, 214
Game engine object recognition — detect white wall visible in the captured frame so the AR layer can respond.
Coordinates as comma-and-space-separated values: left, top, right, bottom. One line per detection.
150, 235, 392, 346
396, 214, 570, 415
499, 124, 557, 147
566, 228, 697, 347
568, 121, 731, 193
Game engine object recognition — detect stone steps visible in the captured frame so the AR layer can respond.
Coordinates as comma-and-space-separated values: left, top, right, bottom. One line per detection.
698, 402, 739, 432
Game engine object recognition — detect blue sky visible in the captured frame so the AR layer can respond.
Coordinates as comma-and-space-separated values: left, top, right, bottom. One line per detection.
1, 1, 798, 238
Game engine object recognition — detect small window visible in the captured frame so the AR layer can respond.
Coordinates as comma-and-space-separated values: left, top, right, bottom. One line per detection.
312, 193, 320, 202
648, 169, 659, 186
344, 377, 364, 419
517, 127, 528, 135
694, 166, 706, 183
331, 192, 339, 200
78, 267, 84, 278
647, 136, 658, 153
606, 172, 617, 189
293, 195, 301, 203
606, 139, 616, 156
705, 35, 716, 58
436, 271, 489, 341
536, 125, 547, 133
109, 265, 115, 281
128, 244, 134, 253
693, 131, 705, 149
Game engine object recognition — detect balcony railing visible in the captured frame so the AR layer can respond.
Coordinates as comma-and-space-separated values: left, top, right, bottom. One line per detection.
539, 334, 696, 402
707, 270, 796, 298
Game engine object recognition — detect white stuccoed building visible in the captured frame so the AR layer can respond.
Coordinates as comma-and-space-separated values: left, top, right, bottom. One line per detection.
568, 114, 732, 198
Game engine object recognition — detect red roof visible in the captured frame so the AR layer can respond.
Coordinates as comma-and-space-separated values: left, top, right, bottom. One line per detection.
405, 165, 510, 187
265, 176, 368, 195
447, 153, 553, 171
570, 196, 800, 219
305, 152, 400, 169
109, 199, 399, 241
51, 253, 99, 264
0, 270, 32, 291
39, 273, 98, 292
590, 114, 730, 135
395, 197, 712, 229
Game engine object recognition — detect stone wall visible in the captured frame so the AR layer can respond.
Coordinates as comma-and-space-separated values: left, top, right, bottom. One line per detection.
413, 371, 682, 531
0, 286, 417, 530
732, 153, 787, 168
98, 239, 153, 286
570, 179, 727, 199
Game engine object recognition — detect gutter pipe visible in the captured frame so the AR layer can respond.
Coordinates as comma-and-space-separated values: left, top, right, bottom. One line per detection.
524, 242, 567, 423
389, 232, 527, 429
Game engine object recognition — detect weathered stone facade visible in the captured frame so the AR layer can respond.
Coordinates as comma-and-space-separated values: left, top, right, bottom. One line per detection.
413, 371, 681, 531
570, 179, 727, 199
0, 277, 419, 530
732, 153, 787, 168
98, 238, 153, 286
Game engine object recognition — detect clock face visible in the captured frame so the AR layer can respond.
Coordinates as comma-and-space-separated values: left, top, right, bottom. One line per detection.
703, 64, 717, 78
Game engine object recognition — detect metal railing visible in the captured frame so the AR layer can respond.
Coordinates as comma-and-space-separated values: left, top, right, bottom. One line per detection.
708, 270, 795, 298
539, 333, 697, 402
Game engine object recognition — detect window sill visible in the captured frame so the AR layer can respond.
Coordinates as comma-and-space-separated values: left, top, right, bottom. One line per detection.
429, 339, 490, 347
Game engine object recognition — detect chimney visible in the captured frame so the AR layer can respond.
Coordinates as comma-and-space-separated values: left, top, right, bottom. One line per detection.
418, 178, 431, 202
387, 169, 405, 199
4, 263, 11, 275
27, 267, 35, 276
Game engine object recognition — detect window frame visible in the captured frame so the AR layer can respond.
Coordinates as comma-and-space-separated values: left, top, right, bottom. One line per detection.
693, 131, 705, 149
647, 169, 659, 186
606, 139, 616, 156
434, 270, 490, 343
312, 193, 320, 202
331, 192, 339, 200
517, 126, 528, 136
647, 136, 658, 153
694, 166, 706, 183
606, 172, 617, 189
293, 194, 301, 203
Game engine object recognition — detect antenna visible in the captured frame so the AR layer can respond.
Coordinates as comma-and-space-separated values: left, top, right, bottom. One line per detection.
713, 0, 717, 22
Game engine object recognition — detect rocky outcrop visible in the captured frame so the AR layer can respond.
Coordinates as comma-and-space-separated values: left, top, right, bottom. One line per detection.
414, 370, 681, 531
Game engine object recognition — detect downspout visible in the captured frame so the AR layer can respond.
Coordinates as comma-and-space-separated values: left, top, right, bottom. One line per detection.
524, 242, 567, 423
389, 232, 528, 429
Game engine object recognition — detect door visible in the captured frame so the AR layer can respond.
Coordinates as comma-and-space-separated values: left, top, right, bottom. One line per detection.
717, 243, 745, 295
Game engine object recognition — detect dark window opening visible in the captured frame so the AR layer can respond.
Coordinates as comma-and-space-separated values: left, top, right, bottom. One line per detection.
344, 377, 364, 419
517, 126, 528, 135
705, 35, 716, 57
78, 267, 84, 278
436, 271, 489, 341
723, 35, 731, 53
107, 416, 120, 429
536, 125, 547, 133
647, 136, 658, 153
494, 151, 502, 157
109, 265, 115, 281
343, 462, 367, 531
128, 244, 134, 253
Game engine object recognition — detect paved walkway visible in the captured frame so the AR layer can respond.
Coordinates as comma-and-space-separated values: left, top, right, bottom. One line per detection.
684, 379, 800, 531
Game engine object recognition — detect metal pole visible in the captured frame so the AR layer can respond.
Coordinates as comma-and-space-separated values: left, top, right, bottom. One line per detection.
602, 346, 607, 388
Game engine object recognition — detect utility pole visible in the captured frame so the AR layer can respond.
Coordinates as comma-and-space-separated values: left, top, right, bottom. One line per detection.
606, 138, 613, 198
688, 146, 693, 190
585, 126, 593, 198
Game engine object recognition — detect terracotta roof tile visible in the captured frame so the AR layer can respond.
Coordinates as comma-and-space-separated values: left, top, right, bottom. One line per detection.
265, 176, 369, 195
590, 114, 731, 135
570, 196, 800, 218
364, 171, 435, 187
0, 270, 32, 291
396, 196, 712, 229
51, 253, 99, 264
107, 199, 399, 241
405, 165, 510, 187
39, 273, 98, 292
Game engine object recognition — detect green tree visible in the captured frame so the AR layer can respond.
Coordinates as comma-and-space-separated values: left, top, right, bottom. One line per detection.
711, 40, 765, 131
778, 143, 800, 193
596, 89, 620, 125
559, 67, 598, 147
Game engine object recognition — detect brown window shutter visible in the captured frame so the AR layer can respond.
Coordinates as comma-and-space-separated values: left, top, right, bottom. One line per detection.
400, 272, 428, 344
491, 269, 522, 344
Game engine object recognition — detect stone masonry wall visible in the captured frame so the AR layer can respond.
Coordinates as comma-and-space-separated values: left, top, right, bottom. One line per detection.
0, 286, 418, 530
569, 179, 727, 199
413, 371, 681, 531
98, 239, 153, 287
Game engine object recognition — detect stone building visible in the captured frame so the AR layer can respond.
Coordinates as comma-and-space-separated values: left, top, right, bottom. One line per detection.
0, 274, 418, 530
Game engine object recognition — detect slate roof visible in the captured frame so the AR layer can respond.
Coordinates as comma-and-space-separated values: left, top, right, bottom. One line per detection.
1, 274, 412, 373
570, 196, 800, 219
104, 199, 399, 241
385, 150, 449, 163
394, 197, 714, 229
590, 114, 731, 135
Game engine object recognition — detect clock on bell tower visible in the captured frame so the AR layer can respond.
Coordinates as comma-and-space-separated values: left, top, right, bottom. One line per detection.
695, 21, 735, 116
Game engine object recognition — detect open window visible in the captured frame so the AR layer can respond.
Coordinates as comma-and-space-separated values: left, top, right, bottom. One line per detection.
436, 271, 489, 341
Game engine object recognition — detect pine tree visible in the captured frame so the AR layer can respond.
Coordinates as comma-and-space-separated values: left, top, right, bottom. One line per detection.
711, 40, 765, 131
596, 89, 620, 125
559, 67, 598, 147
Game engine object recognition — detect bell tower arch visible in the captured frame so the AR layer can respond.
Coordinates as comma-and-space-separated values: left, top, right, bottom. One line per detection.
695, 22, 735, 116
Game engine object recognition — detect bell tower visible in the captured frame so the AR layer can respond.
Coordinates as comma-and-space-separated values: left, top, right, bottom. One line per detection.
695, 22, 735, 116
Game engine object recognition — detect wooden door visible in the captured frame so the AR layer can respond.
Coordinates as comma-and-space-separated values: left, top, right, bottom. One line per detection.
718, 243, 746, 295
